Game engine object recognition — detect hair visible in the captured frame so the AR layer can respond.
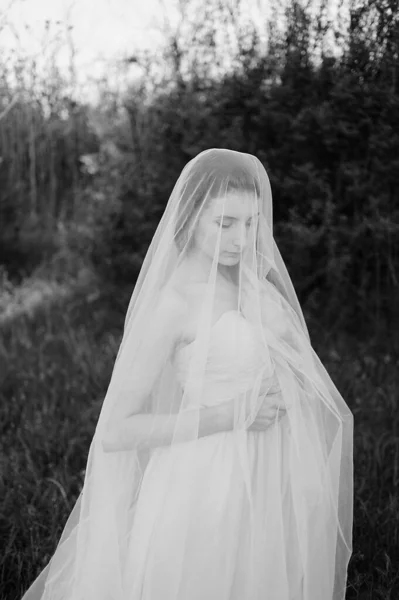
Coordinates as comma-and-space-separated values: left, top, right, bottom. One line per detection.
174, 161, 261, 253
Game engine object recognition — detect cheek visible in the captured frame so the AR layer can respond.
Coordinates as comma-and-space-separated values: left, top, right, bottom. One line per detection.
196, 226, 218, 252
205, 230, 230, 257
216, 227, 233, 250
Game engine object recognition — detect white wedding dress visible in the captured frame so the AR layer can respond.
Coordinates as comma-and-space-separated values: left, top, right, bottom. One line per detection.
122, 310, 329, 600
20, 148, 352, 600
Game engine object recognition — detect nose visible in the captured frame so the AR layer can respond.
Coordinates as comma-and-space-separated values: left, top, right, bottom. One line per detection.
232, 223, 248, 251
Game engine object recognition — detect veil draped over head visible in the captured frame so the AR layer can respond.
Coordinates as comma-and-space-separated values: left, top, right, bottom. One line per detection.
22, 149, 353, 600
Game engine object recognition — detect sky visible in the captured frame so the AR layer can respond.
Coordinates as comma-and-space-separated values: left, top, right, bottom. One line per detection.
0, 0, 342, 103
1, 0, 172, 99
1, 0, 167, 57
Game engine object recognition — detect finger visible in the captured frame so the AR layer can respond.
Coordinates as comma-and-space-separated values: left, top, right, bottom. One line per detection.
265, 405, 286, 414
270, 402, 286, 410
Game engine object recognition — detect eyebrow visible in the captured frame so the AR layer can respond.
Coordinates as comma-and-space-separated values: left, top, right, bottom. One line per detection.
215, 211, 260, 220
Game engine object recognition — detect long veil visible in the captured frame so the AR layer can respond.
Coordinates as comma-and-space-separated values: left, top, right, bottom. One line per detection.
21, 148, 353, 600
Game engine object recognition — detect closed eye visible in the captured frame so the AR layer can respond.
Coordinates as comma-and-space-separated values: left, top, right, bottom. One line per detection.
217, 219, 254, 229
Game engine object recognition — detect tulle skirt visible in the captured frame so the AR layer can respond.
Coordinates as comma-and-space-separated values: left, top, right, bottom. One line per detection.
122, 420, 320, 600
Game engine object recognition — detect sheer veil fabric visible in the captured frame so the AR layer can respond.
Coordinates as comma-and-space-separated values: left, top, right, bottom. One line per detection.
22, 149, 353, 600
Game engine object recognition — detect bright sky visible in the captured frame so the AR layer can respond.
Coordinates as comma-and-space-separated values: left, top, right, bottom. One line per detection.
0, 0, 342, 103
1, 0, 173, 100
2, 0, 167, 56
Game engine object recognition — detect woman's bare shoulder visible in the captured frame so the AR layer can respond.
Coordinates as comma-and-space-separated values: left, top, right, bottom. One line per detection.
156, 285, 188, 323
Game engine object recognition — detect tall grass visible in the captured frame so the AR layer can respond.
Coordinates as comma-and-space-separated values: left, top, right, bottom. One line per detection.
0, 274, 398, 598
0, 279, 130, 598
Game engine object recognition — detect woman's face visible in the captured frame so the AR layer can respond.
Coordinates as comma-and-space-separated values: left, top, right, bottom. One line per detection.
193, 190, 259, 266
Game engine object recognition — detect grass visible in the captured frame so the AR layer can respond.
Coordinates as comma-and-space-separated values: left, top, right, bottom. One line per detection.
0, 273, 398, 599
0, 274, 131, 599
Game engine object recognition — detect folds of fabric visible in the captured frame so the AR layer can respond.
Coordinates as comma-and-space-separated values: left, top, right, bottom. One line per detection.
21, 148, 353, 600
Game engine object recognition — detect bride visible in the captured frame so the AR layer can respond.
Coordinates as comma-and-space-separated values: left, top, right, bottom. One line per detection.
21, 149, 353, 600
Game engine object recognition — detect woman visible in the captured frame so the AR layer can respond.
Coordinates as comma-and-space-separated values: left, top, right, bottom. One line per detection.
22, 149, 353, 600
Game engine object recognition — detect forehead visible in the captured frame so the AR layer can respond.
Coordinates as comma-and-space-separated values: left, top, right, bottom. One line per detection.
210, 191, 259, 216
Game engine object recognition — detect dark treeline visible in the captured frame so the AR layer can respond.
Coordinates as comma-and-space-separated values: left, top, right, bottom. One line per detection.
1, 0, 398, 335
103, 0, 399, 338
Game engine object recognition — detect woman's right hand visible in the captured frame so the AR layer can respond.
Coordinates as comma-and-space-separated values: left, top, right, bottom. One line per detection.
247, 391, 286, 431
221, 379, 287, 432
248, 373, 287, 430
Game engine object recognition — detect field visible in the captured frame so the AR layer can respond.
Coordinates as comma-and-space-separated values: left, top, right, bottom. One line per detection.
0, 272, 398, 599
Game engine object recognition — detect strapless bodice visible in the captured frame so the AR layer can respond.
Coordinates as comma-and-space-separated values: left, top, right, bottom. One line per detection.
173, 310, 273, 407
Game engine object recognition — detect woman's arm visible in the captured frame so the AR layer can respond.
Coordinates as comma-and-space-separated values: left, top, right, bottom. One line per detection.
101, 288, 190, 451
102, 380, 287, 452
102, 404, 229, 452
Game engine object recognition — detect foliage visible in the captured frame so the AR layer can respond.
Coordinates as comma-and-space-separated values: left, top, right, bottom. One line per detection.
88, 0, 398, 331
0, 286, 397, 599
